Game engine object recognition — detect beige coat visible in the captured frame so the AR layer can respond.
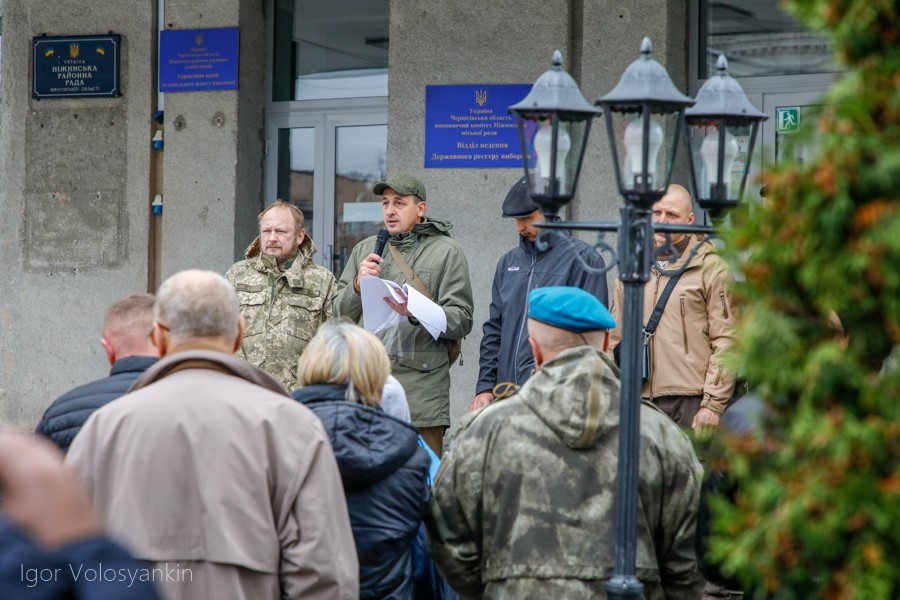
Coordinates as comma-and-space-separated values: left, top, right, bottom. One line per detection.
609, 235, 737, 415
67, 349, 359, 600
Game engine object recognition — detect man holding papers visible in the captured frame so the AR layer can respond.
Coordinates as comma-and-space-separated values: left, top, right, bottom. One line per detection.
334, 174, 474, 456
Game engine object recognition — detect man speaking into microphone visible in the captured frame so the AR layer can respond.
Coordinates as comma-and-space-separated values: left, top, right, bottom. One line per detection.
334, 174, 474, 456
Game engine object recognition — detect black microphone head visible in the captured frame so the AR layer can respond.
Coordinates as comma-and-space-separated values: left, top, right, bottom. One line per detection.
374, 228, 390, 257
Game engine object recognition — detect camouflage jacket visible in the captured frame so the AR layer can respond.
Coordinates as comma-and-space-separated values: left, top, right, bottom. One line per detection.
226, 235, 336, 391
426, 346, 704, 600
333, 219, 474, 428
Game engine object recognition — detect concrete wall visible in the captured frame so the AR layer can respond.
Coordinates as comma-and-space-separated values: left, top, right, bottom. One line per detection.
0, 0, 265, 429
388, 0, 688, 431
158, 0, 265, 277
0, 0, 154, 428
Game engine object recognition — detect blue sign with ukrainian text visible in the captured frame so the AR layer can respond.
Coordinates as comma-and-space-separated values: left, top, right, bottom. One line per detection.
425, 84, 535, 169
32, 34, 121, 99
159, 28, 240, 93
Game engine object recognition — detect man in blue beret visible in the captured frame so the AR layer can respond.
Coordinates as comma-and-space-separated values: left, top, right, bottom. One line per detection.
470, 177, 607, 412
428, 286, 703, 599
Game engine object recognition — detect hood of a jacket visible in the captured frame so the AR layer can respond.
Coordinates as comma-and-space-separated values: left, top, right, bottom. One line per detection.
518, 346, 621, 450
129, 349, 288, 395
242, 233, 318, 265
291, 384, 421, 491
388, 218, 453, 249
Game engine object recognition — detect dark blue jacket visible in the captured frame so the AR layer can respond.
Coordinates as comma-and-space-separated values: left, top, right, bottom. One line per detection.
291, 384, 431, 600
476, 231, 608, 394
35, 356, 158, 453
0, 516, 161, 599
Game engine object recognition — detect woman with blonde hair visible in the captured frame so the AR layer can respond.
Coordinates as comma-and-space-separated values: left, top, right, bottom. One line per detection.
292, 320, 430, 600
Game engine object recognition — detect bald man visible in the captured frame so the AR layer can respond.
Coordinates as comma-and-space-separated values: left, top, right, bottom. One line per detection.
608, 184, 737, 436
36, 294, 160, 453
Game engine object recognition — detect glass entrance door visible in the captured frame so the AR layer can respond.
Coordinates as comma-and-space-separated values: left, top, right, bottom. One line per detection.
265, 108, 387, 275
761, 92, 825, 169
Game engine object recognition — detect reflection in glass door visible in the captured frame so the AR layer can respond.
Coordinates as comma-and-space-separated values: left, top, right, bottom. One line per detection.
333, 125, 387, 276
276, 126, 318, 244
265, 111, 387, 275
761, 92, 825, 170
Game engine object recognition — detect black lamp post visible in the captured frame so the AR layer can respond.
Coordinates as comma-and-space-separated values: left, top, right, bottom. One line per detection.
508, 50, 601, 219
685, 55, 768, 221
509, 40, 763, 600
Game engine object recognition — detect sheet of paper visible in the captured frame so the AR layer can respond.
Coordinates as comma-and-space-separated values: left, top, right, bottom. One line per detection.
359, 276, 447, 340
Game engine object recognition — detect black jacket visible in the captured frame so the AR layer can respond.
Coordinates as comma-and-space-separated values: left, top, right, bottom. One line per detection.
0, 516, 161, 599
35, 356, 158, 453
291, 384, 431, 600
476, 231, 609, 394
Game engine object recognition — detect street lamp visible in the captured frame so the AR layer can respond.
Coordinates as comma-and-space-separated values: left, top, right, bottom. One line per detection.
595, 37, 694, 206
685, 55, 768, 221
509, 40, 763, 600
508, 50, 601, 219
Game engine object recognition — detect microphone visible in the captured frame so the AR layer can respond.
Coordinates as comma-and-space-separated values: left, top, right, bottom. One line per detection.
373, 228, 389, 257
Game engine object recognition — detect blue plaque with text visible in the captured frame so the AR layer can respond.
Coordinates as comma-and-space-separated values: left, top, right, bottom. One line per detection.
32, 35, 121, 99
425, 84, 535, 169
159, 28, 240, 93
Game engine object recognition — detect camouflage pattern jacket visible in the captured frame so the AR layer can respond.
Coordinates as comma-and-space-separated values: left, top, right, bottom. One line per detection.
426, 346, 704, 600
333, 219, 473, 428
226, 235, 336, 391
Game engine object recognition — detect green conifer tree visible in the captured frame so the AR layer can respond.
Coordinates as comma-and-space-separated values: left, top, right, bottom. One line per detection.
710, 1, 900, 598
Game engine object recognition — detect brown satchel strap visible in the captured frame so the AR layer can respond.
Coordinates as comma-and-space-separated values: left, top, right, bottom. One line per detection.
388, 244, 434, 300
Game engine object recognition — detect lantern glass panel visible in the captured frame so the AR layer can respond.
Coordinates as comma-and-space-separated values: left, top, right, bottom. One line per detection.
687, 118, 754, 204
517, 114, 590, 213
606, 107, 682, 200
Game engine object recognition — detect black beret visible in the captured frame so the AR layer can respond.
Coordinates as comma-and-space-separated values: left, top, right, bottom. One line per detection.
501, 177, 540, 218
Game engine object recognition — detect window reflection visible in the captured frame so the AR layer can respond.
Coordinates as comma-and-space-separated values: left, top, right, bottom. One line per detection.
276, 127, 316, 243
272, 0, 388, 102
700, 0, 837, 78
333, 125, 387, 276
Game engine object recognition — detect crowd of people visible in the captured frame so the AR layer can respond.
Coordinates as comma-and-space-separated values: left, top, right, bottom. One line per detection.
1, 173, 743, 599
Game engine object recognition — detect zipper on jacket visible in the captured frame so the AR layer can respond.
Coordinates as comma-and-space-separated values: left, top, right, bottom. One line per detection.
512, 250, 538, 384
720, 292, 729, 319
714, 364, 723, 386
680, 295, 688, 354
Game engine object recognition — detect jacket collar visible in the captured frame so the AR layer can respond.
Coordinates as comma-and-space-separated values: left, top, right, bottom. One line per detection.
128, 349, 288, 396
110, 355, 159, 377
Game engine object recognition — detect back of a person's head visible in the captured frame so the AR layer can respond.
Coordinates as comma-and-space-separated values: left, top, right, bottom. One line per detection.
154, 270, 239, 346
103, 293, 156, 355
297, 320, 390, 407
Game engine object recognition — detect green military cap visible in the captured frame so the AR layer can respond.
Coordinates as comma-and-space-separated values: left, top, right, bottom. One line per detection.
373, 173, 427, 202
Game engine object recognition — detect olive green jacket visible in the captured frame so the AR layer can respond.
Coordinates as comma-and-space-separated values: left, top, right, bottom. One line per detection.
226, 235, 336, 391
333, 219, 474, 428
426, 346, 704, 600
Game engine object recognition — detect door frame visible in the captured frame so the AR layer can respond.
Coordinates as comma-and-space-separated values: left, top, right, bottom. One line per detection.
265, 98, 387, 268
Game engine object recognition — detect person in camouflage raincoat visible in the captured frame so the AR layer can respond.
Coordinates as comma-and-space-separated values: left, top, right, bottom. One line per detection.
226, 201, 336, 391
426, 286, 704, 600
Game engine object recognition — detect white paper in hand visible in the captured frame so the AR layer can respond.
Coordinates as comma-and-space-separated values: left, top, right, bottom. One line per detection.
359, 276, 447, 340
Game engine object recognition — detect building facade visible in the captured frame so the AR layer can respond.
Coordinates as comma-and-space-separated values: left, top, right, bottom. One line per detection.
0, 0, 837, 429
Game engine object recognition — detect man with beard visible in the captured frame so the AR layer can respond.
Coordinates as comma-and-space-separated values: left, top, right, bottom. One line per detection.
226, 201, 336, 391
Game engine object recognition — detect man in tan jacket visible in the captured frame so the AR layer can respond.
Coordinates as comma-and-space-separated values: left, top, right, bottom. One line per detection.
609, 184, 737, 436
68, 270, 359, 600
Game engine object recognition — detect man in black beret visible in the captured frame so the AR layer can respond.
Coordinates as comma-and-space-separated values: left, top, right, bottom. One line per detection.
470, 177, 609, 411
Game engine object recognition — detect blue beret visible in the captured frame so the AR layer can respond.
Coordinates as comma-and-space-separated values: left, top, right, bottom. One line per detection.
528, 286, 616, 332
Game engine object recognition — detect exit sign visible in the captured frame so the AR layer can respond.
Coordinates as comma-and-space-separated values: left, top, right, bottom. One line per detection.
776, 107, 801, 134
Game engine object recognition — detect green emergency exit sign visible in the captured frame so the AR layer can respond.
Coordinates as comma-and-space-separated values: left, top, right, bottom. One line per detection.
776, 107, 801, 134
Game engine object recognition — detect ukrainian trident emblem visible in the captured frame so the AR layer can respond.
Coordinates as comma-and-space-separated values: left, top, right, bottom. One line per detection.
69, 43, 81, 59
475, 89, 488, 106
